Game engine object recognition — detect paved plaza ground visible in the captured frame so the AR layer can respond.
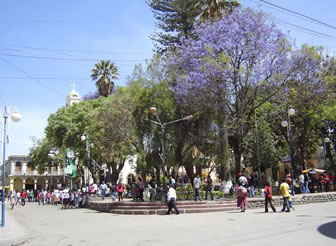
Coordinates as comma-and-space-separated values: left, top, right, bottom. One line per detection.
0, 200, 335, 246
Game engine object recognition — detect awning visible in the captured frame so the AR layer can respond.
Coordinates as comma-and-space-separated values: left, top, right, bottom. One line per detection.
0, 186, 10, 190
302, 168, 325, 174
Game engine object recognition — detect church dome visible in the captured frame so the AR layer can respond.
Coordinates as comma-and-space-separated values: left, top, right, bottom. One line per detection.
66, 83, 81, 107
69, 88, 80, 98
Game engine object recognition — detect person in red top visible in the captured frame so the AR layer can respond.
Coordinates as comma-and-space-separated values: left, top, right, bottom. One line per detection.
264, 182, 276, 213
323, 173, 330, 192
21, 190, 27, 206
116, 182, 124, 202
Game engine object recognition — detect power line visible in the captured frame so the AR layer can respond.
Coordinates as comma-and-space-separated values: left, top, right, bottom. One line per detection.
271, 17, 336, 40
245, 0, 336, 41
247, 0, 318, 24
0, 43, 152, 56
260, 0, 336, 30
0, 53, 147, 62
0, 76, 130, 81
0, 57, 66, 97
0, 17, 153, 24
0, 76, 90, 80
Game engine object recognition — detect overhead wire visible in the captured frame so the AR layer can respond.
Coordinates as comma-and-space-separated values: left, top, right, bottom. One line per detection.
0, 43, 152, 56
259, 0, 336, 30
0, 53, 147, 62
0, 56, 66, 97
245, 0, 336, 41
0, 76, 90, 80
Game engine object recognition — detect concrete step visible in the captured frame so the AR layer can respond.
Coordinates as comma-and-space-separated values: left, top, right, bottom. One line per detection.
108, 203, 237, 210
110, 206, 240, 215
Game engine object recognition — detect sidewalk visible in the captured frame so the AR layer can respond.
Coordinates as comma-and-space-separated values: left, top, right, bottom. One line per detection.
0, 203, 29, 246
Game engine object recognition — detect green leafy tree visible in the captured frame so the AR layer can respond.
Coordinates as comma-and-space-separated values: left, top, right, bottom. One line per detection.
39, 84, 141, 183
91, 60, 119, 97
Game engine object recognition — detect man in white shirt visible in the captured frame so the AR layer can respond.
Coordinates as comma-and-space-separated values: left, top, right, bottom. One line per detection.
298, 173, 305, 193
194, 175, 201, 201
93, 183, 98, 197
100, 181, 107, 200
166, 185, 179, 215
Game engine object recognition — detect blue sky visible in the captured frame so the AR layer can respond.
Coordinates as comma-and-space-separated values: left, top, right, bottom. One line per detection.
1, 0, 336, 158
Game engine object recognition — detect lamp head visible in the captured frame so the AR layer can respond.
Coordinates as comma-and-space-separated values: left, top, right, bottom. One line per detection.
150, 107, 157, 115
288, 108, 295, 116
11, 112, 21, 122
185, 115, 193, 121
281, 121, 288, 128
81, 135, 86, 141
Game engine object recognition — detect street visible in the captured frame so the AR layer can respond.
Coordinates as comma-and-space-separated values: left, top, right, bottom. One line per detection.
1, 201, 335, 246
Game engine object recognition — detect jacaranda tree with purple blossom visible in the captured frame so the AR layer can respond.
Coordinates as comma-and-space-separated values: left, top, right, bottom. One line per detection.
169, 8, 316, 179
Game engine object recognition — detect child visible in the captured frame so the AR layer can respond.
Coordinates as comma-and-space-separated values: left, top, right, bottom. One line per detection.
264, 182, 276, 213
288, 191, 294, 210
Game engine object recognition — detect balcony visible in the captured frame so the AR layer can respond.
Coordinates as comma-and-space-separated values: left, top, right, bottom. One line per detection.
9, 170, 65, 176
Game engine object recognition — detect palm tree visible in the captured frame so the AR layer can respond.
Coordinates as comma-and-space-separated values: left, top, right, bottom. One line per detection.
195, 0, 240, 20
91, 60, 119, 97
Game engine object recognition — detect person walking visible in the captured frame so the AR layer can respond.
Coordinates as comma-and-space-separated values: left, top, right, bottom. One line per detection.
100, 181, 107, 200
131, 181, 137, 201
248, 174, 256, 197
323, 173, 330, 192
111, 183, 117, 201
74, 189, 79, 208
149, 176, 157, 202
264, 182, 276, 213
304, 174, 310, 193
42, 189, 47, 205
21, 190, 27, 206
236, 184, 248, 212
194, 175, 202, 201
280, 179, 290, 212
138, 178, 144, 201
205, 176, 214, 200
166, 185, 179, 215
116, 182, 124, 202
298, 173, 305, 193
10, 191, 16, 209
37, 191, 42, 205
15, 191, 21, 205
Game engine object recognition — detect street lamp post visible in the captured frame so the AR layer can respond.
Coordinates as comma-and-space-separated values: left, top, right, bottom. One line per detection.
323, 137, 330, 170
255, 110, 262, 187
81, 133, 93, 185
281, 108, 295, 196
1, 106, 21, 227
48, 148, 59, 190
149, 107, 192, 189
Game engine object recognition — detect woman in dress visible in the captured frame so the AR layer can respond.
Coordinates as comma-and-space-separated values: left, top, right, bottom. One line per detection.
236, 185, 248, 212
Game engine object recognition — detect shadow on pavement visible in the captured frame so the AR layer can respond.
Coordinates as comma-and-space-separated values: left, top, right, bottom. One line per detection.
317, 221, 336, 239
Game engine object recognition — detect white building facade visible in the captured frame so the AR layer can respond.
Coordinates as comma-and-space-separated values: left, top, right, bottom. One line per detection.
6, 155, 68, 191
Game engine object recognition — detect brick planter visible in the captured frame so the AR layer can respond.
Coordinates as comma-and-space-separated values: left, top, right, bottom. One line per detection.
247, 192, 336, 209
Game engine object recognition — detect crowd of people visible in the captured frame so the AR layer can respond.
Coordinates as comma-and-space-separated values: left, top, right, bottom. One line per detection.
4, 170, 335, 215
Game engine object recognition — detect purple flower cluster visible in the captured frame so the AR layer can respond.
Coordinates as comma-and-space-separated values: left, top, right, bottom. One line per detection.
82, 91, 100, 101
169, 8, 298, 101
